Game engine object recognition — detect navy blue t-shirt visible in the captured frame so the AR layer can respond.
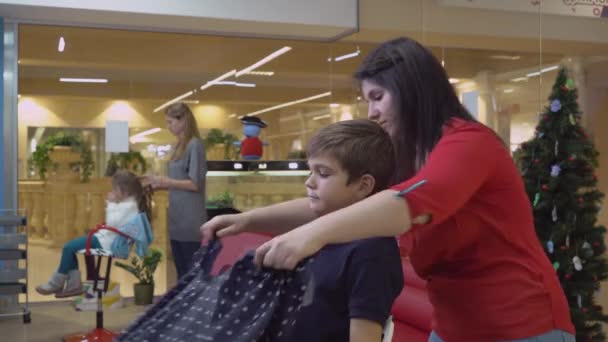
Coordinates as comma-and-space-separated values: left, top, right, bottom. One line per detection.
286, 237, 404, 342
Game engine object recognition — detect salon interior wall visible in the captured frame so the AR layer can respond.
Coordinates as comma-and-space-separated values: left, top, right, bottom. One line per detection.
14, 2, 608, 228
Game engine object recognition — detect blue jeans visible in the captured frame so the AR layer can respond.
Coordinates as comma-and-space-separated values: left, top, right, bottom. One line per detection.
429, 330, 575, 342
170, 240, 201, 279
58, 235, 101, 274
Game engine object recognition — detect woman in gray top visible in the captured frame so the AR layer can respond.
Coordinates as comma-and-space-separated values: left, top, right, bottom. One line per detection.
143, 102, 207, 279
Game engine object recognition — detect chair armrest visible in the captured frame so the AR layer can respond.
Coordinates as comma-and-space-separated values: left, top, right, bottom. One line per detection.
85, 224, 132, 255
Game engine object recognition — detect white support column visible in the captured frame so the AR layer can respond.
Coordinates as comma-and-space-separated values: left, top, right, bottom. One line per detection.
2, 19, 18, 210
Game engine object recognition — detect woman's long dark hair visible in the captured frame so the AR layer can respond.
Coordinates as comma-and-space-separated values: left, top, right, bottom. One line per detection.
355, 37, 476, 183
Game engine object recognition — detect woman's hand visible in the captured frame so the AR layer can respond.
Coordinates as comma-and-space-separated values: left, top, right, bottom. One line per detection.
253, 226, 324, 270
200, 213, 251, 241
141, 175, 168, 190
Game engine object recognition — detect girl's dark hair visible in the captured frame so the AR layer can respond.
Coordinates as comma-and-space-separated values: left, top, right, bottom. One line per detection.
112, 170, 153, 222
354, 37, 476, 183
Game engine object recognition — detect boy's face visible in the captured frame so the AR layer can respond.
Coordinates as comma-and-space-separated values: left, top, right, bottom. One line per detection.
305, 154, 373, 216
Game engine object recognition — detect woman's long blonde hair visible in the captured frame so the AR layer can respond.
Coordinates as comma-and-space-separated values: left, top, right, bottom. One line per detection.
165, 102, 201, 161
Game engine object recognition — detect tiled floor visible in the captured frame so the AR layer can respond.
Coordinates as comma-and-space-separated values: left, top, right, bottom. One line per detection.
1, 299, 149, 341
1, 237, 178, 341
26, 238, 176, 302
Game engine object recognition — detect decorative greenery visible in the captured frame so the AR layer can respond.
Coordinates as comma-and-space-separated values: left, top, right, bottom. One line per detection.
204, 128, 239, 159
287, 150, 307, 159
31, 131, 94, 182
207, 191, 234, 208
115, 248, 163, 285
105, 151, 147, 176
515, 67, 608, 341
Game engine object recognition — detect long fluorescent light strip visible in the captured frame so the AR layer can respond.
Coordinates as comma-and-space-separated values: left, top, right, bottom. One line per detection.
60, 78, 107, 83
130, 127, 161, 141
334, 50, 360, 62
245, 71, 275, 76
200, 69, 236, 90
214, 81, 256, 88
313, 114, 331, 121
153, 90, 194, 113
243, 91, 332, 117
526, 65, 559, 78
236, 47, 291, 77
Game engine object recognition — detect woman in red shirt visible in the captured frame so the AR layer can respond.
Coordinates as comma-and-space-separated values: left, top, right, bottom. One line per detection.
202, 37, 574, 341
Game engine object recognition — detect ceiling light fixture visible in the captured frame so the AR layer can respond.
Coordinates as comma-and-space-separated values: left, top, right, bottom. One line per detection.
333, 48, 360, 62
503, 89, 515, 93
329, 103, 340, 108
526, 65, 559, 78
59, 78, 107, 83
58, 37, 65, 52
153, 90, 196, 113
242, 91, 332, 117
130, 127, 161, 143
245, 71, 275, 76
236, 47, 291, 77
510, 77, 528, 82
490, 55, 521, 60
214, 81, 256, 88
449, 78, 460, 84
313, 114, 332, 121
200, 69, 237, 91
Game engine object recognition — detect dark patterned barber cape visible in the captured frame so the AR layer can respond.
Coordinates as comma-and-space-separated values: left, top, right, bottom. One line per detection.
117, 239, 313, 342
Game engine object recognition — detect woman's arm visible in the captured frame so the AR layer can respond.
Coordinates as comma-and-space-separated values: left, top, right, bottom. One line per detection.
142, 138, 206, 193
141, 175, 198, 192
253, 190, 414, 268
164, 177, 198, 191
201, 197, 317, 239
254, 123, 503, 269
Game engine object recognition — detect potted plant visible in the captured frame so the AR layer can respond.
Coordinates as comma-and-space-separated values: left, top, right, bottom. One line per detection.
105, 151, 147, 176
207, 191, 234, 209
204, 128, 239, 159
115, 248, 163, 305
30, 131, 95, 182
287, 150, 307, 160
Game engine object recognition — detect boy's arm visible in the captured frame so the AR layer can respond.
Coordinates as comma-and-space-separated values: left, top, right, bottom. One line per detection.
350, 318, 383, 342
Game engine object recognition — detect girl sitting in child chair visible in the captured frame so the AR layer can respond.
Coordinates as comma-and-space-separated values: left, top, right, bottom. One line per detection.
36, 170, 152, 298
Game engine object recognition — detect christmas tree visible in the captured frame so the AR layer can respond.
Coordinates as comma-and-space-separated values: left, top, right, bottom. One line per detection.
516, 67, 608, 341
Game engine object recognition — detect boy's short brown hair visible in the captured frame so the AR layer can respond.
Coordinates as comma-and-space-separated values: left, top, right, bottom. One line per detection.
307, 119, 395, 194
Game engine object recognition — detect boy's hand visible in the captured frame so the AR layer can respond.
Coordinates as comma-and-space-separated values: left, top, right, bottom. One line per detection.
201, 213, 249, 242
253, 227, 323, 270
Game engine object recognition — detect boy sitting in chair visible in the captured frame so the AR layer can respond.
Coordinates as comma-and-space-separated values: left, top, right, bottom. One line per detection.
206, 119, 404, 341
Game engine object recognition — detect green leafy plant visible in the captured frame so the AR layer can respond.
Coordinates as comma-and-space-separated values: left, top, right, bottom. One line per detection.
105, 151, 147, 176
115, 248, 163, 285
207, 191, 234, 208
287, 150, 307, 159
516, 67, 608, 340
31, 131, 94, 182
204, 128, 239, 159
